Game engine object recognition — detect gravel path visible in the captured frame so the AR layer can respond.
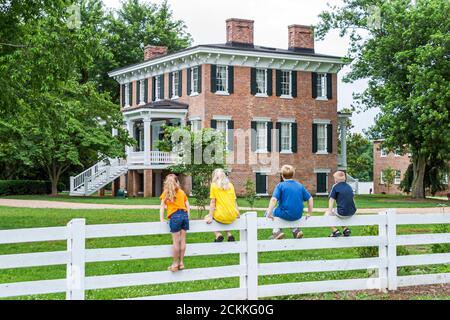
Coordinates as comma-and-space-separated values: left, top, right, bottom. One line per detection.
0, 199, 448, 214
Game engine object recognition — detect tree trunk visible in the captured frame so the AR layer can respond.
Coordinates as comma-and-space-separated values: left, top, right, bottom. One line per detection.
50, 178, 58, 197
411, 155, 427, 199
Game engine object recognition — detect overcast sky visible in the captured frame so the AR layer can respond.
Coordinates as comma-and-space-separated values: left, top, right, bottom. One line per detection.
103, 0, 379, 133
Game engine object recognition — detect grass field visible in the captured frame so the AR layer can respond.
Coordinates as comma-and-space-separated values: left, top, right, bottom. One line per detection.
0, 206, 448, 300
2, 193, 449, 209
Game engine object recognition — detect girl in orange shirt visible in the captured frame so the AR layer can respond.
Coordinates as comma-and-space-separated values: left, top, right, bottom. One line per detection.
159, 174, 190, 272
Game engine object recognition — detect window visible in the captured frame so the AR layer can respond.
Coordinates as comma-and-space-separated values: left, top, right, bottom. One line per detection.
256, 122, 268, 152
256, 173, 268, 195
281, 71, 292, 96
317, 73, 327, 98
380, 148, 388, 157
380, 171, 385, 184
317, 173, 328, 194
395, 170, 401, 185
171, 72, 179, 98
317, 124, 328, 153
256, 69, 267, 95
216, 120, 229, 149
139, 80, 145, 105
281, 123, 292, 152
216, 66, 228, 93
442, 174, 449, 185
394, 150, 402, 157
155, 76, 161, 101
191, 67, 199, 94
125, 83, 130, 107
191, 120, 202, 132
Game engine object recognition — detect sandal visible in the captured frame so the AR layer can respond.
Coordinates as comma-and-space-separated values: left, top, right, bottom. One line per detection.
168, 265, 179, 272
343, 228, 351, 237
329, 230, 341, 238
228, 235, 236, 242
214, 235, 224, 242
178, 263, 185, 270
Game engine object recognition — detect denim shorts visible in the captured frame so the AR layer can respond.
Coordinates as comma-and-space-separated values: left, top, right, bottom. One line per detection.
169, 210, 190, 233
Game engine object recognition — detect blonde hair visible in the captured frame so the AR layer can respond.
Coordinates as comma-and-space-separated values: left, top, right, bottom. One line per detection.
333, 171, 346, 182
281, 165, 295, 180
212, 169, 231, 190
163, 174, 180, 202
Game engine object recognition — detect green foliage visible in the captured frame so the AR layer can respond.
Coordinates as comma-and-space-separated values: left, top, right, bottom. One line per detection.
431, 224, 450, 254
244, 178, 260, 209
347, 133, 373, 182
0, 180, 63, 196
316, 0, 450, 198
382, 168, 396, 193
400, 160, 449, 196
357, 225, 378, 258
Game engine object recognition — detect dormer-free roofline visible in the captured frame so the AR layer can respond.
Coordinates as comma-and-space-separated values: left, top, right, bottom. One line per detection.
108, 44, 345, 85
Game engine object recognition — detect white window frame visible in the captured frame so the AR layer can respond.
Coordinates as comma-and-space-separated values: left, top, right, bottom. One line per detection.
171, 71, 179, 99
139, 80, 145, 105
125, 83, 131, 107
394, 170, 402, 185
380, 171, 385, 185
216, 65, 229, 94
255, 68, 268, 96
280, 70, 292, 98
316, 123, 328, 154
317, 73, 328, 100
280, 122, 292, 153
394, 150, 402, 157
256, 122, 268, 153
442, 174, 449, 185
191, 67, 199, 96
155, 76, 161, 101
380, 148, 388, 157
216, 119, 229, 150
191, 120, 202, 132
255, 172, 269, 196
315, 170, 330, 196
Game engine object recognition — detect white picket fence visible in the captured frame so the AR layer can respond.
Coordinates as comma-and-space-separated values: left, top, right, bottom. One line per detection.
0, 210, 449, 300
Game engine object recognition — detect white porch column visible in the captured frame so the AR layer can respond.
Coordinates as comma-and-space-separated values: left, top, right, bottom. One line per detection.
144, 118, 152, 166
126, 120, 134, 157
340, 121, 347, 168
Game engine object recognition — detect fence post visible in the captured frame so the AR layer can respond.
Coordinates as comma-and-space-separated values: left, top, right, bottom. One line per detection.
246, 212, 258, 300
70, 177, 74, 193
386, 209, 397, 291
378, 211, 388, 292
239, 215, 248, 298
66, 219, 86, 300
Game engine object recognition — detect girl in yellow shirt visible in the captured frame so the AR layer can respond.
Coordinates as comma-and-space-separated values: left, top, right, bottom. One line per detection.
205, 169, 241, 242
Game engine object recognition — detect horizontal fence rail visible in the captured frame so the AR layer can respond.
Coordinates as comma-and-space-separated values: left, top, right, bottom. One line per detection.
0, 210, 449, 300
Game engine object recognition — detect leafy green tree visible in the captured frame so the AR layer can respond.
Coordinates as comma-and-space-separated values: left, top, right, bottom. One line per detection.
347, 133, 373, 182
244, 178, 259, 209
382, 168, 396, 194
316, 0, 450, 198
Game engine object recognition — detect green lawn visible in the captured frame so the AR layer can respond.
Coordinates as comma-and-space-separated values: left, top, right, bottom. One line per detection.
0, 207, 448, 300
2, 193, 448, 209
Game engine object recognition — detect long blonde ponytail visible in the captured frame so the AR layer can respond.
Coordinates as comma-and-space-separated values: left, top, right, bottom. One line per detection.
212, 169, 231, 190
163, 174, 180, 202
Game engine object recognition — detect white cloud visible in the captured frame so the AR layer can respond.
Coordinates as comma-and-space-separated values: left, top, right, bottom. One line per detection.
103, 0, 377, 133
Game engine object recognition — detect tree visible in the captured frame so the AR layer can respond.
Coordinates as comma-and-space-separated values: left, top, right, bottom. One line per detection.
316, 0, 450, 198
244, 178, 259, 209
382, 168, 396, 194
157, 125, 227, 218
347, 133, 373, 182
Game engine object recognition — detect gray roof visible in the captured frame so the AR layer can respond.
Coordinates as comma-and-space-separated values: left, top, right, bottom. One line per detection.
122, 100, 189, 113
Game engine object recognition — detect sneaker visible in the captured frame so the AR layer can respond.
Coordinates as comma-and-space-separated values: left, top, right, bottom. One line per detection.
343, 228, 351, 237
214, 235, 224, 242
292, 228, 304, 239
228, 235, 236, 242
329, 230, 341, 238
270, 231, 285, 240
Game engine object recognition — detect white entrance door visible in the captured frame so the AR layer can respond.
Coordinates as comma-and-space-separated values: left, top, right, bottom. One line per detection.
151, 121, 165, 151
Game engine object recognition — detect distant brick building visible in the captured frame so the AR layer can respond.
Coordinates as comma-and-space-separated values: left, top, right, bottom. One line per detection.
373, 140, 449, 196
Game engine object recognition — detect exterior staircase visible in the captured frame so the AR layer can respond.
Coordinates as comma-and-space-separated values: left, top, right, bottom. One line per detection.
70, 159, 128, 196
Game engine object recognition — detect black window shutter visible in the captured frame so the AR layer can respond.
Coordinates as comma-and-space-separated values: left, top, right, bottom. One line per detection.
121, 84, 125, 107
228, 66, 234, 94
312, 73, 318, 99
211, 119, 217, 129
168, 73, 173, 99
312, 123, 318, 153
292, 71, 298, 98
178, 70, 183, 97
144, 79, 148, 103
251, 121, 257, 152
129, 82, 133, 105
250, 68, 257, 95
292, 122, 298, 153
267, 122, 273, 152
317, 173, 327, 193
198, 66, 202, 93
276, 70, 282, 97
187, 120, 192, 128
136, 80, 141, 104
152, 77, 156, 101
276, 122, 281, 152
210, 65, 217, 93
327, 124, 333, 153
267, 69, 273, 96
327, 73, 333, 100
187, 68, 192, 96
256, 173, 267, 194
159, 75, 164, 99
228, 120, 234, 151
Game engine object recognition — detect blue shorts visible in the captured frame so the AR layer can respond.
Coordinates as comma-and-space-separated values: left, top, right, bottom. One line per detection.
273, 207, 302, 222
169, 210, 189, 233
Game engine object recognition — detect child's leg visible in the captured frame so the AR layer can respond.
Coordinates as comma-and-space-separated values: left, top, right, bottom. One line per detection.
171, 232, 181, 267
179, 230, 187, 266
325, 210, 339, 232
214, 231, 223, 238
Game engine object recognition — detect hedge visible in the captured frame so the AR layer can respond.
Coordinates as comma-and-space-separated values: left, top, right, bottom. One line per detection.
0, 180, 64, 196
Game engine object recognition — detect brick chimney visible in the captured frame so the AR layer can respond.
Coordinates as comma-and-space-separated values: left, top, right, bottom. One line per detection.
226, 18, 254, 47
288, 25, 315, 53
144, 45, 168, 61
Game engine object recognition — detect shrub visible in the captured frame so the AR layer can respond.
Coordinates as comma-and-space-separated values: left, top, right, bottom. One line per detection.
357, 225, 409, 258
0, 180, 64, 196
244, 178, 260, 209
431, 224, 450, 254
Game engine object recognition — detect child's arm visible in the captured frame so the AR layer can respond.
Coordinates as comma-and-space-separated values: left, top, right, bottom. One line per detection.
159, 200, 166, 223
206, 199, 216, 224
306, 197, 314, 219
235, 200, 241, 218
185, 199, 191, 218
326, 197, 336, 214
266, 197, 278, 220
